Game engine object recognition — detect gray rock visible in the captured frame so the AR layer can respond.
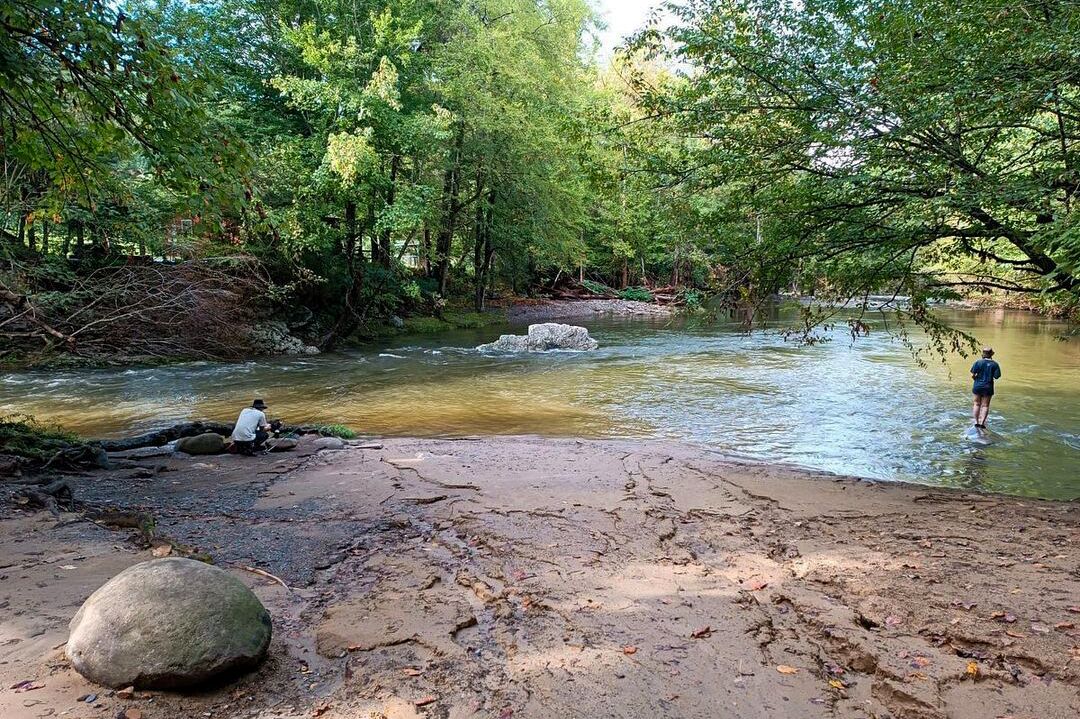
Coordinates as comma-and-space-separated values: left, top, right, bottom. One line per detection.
174, 433, 226, 456
312, 437, 345, 451
247, 320, 319, 356
66, 558, 272, 689
478, 323, 598, 352
268, 438, 298, 452
389, 315, 405, 329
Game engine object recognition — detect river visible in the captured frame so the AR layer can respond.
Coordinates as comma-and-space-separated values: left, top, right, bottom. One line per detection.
2, 304, 1077, 499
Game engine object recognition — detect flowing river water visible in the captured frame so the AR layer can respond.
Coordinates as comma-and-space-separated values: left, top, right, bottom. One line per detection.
2, 304, 1078, 499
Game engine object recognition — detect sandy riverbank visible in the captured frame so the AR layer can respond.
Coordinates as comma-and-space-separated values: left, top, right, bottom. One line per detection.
1, 437, 1078, 719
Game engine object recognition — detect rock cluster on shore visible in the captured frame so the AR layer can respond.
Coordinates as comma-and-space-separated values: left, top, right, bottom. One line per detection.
478, 322, 599, 352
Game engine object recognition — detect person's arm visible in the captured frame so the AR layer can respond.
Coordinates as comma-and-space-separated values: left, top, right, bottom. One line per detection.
258, 410, 271, 429
993, 363, 1001, 380
970, 361, 979, 379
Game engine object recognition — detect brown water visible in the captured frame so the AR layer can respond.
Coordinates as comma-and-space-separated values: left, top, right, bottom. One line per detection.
2, 305, 1077, 498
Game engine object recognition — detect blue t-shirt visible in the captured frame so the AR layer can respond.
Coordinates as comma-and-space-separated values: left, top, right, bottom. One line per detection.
970, 358, 1001, 393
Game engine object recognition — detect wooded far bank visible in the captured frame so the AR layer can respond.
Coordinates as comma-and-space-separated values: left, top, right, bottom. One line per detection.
2, 0, 1078, 366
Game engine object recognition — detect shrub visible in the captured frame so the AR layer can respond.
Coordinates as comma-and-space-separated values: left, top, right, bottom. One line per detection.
0, 415, 78, 462
619, 286, 654, 302
314, 424, 357, 439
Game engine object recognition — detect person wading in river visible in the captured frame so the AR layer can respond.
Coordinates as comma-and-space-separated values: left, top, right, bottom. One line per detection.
231, 399, 272, 455
970, 347, 1001, 431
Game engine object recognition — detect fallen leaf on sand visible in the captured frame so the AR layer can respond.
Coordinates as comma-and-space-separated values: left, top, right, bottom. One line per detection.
1005, 630, 1027, 639
691, 626, 712, 639
622, 645, 638, 655
966, 661, 979, 678
121, 710, 143, 719
415, 696, 436, 707
402, 667, 423, 677
1056, 622, 1076, 631
912, 656, 932, 668
10, 680, 43, 692
748, 580, 768, 591
312, 703, 331, 717
885, 615, 904, 627
828, 679, 846, 690
1031, 623, 1051, 634
1066, 606, 1080, 614
776, 665, 799, 675
990, 611, 1017, 623
151, 544, 172, 558
499, 709, 514, 719
117, 686, 135, 699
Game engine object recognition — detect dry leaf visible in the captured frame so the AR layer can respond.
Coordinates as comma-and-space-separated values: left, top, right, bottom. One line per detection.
151, 544, 172, 558
885, 615, 904, 627
312, 703, 331, 717
122, 710, 143, 719
622, 645, 638, 655
776, 665, 799, 675
117, 686, 135, 699
402, 667, 422, 676
827, 679, 845, 689
748, 580, 768, 591
1004, 630, 1027, 639
415, 696, 436, 707
1066, 606, 1080, 614
1056, 622, 1076, 631
1031, 623, 1051, 634
966, 661, 979, 678
912, 656, 932, 668
691, 626, 712, 639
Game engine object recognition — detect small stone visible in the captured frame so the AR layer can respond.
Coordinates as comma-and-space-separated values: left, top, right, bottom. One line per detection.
116, 686, 135, 699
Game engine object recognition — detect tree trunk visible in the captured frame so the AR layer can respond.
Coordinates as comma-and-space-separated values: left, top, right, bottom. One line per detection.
41, 221, 49, 254
323, 199, 365, 350
27, 220, 36, 253
621, 259, 628, 289
421, 224, 432, 275
437, 124, 465, 297
378, 155, 399, 268
472, 172, 493, 312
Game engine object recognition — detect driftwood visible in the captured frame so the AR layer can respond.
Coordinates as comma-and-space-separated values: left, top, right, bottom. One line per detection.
96, 421, 235, 452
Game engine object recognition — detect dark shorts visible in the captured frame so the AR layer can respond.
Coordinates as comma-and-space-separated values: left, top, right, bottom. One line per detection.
973, 388, 994, 398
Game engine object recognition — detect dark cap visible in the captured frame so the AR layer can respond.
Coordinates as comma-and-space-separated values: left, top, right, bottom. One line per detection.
981, 346, 994, 357
252, 398, 268, 410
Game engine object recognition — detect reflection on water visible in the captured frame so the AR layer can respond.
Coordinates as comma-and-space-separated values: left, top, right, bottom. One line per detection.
2, 305, 1078, 499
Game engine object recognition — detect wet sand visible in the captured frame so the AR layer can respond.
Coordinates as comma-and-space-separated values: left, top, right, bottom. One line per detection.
1, 437, 1078, 718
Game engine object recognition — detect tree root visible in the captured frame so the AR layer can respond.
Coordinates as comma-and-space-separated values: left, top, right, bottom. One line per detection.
12, 479, 74, 516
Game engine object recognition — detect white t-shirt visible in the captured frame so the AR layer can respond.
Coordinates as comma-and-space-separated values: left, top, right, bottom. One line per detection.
232, 407, 267, 441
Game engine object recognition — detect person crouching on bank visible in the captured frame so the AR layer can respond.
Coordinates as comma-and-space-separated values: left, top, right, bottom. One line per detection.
232, 398, 271, 455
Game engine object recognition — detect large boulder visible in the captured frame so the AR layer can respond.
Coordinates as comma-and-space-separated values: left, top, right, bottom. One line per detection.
478, 323, 598, 352
175, 432, 226, 455
66, 558, 272, 689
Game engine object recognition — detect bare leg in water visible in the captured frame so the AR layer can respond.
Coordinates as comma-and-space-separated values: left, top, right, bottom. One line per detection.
977, 395, 992, 428
972, 395, 981, 427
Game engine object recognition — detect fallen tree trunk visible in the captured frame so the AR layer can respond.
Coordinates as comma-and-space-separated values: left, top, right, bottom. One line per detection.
95, 421, 235, 452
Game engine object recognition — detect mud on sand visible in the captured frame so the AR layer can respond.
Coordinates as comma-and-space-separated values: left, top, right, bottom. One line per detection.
1, 437, 1078, 719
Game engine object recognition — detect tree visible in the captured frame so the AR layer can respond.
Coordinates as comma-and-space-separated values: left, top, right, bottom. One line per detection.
637, 0, 1080, 314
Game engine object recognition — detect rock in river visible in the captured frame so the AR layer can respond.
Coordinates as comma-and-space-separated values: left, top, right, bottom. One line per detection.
66, 558, 272, 689
478, 323, 598, 352
175, 432, 226, 455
